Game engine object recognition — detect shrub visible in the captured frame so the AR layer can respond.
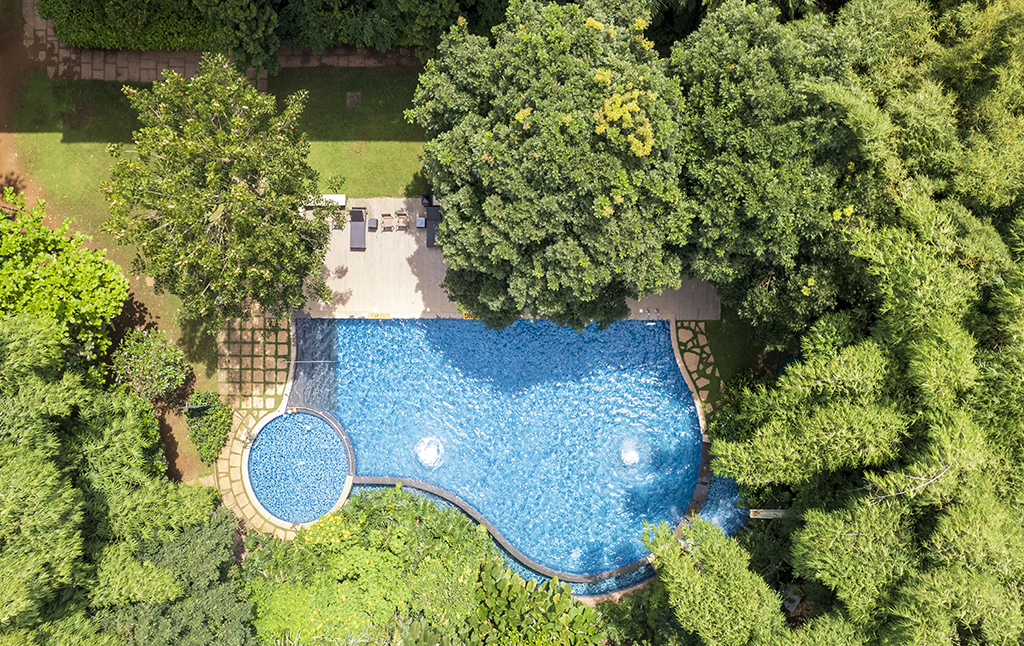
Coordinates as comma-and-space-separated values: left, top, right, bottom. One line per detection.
185, 392, 233, 464
465, 561, 605, 646
112, 328, 187, 400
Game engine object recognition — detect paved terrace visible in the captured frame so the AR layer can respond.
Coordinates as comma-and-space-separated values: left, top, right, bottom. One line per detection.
301, 197, 721, 322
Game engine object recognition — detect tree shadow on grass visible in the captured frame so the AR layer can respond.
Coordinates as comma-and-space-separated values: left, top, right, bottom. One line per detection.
404, 167, 430, 197
98, 291, 159, 381
179, 316, 220, 380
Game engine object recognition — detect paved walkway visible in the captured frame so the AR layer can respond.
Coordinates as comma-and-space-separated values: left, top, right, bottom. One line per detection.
21, 0, 421, 90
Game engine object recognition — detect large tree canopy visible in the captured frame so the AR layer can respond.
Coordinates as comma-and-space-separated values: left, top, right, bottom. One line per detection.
105, 53, 335, 329
645, 0, 1024, 642
408, 0, 689, 329
0, 315, 225, 645
668, 1, 870, 348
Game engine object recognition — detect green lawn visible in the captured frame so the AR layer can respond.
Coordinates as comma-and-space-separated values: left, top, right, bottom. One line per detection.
268, 67, 430, 198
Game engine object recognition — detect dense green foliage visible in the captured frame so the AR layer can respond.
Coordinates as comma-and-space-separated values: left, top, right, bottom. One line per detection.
0, 188, 128, 367
242, 486, 496, 643
408, 0, 688, 328
466, 561, 604, 645
37, 0, 504, 64
99, 507, 256, 646
186, 391, 234, 464
240, 487, 601, 645
640, 0, 1024, 642
0, 315, 221, 644
112, 328, 188, 400
35, 0, 216, 50
667, 3, 868, 348
105, 53, 334, 329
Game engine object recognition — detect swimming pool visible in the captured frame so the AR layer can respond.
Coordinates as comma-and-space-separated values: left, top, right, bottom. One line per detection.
246, 410, 353, 524
286, 318, 702, 577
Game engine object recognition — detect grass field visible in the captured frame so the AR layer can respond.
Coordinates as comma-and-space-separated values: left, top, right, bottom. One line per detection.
268, 67, 429, 197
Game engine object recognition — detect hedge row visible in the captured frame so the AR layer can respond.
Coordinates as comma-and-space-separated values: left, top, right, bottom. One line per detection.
37, 0, 216, 50
37, 0, 506, 66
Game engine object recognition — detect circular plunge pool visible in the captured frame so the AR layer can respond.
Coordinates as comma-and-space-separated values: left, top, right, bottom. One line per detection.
246, 410, 351, 524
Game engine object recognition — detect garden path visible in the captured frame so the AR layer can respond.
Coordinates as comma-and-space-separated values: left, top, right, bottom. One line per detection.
21, 0, 422, 91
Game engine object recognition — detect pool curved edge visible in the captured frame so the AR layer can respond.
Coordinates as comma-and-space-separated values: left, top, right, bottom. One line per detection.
352, 475, 653, 584
669, 321, 714, 526
241, 406, 357, 530
273, 316, 713, 589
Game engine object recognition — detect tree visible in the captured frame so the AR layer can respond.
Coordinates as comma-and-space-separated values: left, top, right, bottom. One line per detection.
99, 507, 256, 646
0, 188, 128, 367
112, 328, 187, 401
407, 0, 689, 329
0, 318, 87, 633
667, 0, 869, 349
105, 53, 336, 329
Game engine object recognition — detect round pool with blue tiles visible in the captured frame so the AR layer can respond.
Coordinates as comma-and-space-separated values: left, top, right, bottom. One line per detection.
290, 318, 704, 576
247, 411, 349, 524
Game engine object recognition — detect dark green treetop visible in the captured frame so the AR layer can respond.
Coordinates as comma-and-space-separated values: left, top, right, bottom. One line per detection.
105, 52, 336, 330
408, 0, 688, 329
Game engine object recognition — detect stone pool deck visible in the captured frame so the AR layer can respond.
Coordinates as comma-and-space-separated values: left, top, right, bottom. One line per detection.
302, 197, 720, 322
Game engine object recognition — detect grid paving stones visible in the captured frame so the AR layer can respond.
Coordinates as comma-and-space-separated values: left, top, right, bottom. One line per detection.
212, 314, 296, 539
22, 0, 423, 84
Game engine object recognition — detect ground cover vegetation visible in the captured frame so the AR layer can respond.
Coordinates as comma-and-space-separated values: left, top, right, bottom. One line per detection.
240, 486, 603, 645
105, 53, 337, 331
111, 328, 188, 400
266, 66, 430, 198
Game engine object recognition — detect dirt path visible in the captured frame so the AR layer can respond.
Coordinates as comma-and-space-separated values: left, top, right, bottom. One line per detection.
0, 11, 45, 214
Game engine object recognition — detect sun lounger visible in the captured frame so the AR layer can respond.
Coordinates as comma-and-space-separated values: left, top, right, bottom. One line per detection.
396, 211, 408, 230
349, 208, 366, 251
424, 206, 442, 248
381, 213, 393, 232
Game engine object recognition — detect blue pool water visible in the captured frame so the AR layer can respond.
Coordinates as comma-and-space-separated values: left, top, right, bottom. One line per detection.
290, 318, 702, 576
247, 412, 349, 523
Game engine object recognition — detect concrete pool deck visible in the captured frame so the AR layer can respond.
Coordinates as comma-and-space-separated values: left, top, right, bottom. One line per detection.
300, 197, 720, 322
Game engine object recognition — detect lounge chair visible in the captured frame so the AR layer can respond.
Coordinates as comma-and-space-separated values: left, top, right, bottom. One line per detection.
396, 211, 409, 230
381, 213, 393, 232
349, 208, 366, 251
425, 206, 442, 248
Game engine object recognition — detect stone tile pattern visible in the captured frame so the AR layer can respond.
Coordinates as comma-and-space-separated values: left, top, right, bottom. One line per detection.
214, 316, 296, 539
23, 0, 421, 89
676, 321, 723, 417
676, 320, 718, 520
